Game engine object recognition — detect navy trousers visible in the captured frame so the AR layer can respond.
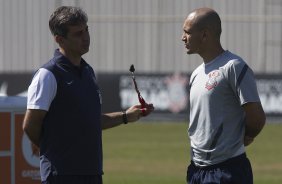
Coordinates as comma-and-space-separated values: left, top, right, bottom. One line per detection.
42, 175, 103, 184
187, 153, 253, 184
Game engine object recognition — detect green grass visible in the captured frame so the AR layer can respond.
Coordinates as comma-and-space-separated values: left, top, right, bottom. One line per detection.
102, 122, 282, 184
247, 123, 282, 184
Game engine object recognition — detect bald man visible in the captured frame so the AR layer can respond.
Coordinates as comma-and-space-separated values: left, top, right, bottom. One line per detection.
182, 8, 265, 184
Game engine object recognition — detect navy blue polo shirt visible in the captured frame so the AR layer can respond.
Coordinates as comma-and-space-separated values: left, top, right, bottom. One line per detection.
39, 49, 103, 181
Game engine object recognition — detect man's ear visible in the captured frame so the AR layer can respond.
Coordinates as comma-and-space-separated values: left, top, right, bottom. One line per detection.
55, 35, 64, 45
201, 29, 208, 42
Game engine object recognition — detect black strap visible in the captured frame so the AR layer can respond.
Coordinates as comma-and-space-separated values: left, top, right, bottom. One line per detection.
237, 64, 249, 87
122, 111, 128, 124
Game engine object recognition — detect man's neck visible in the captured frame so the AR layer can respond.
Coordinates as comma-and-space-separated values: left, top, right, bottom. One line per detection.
59, 48, 81, 66
201, 45, 224, 64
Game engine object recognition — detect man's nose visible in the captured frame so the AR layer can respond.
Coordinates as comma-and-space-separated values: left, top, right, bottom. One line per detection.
181, 34, 186, 41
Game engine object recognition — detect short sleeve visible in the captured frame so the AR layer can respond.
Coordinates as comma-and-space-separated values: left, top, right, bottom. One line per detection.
227, 59, 260, 105
27, 68, 57, 111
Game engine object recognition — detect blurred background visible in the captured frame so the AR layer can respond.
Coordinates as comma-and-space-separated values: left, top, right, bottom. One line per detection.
0, 0, 282, 73
1, 0, 282, 118
0, 0, 282, 184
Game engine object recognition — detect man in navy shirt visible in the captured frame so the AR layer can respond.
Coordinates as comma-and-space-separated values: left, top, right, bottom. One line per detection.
23, 6, 154, 184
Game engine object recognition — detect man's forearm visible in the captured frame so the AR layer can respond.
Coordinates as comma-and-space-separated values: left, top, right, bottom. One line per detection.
23, 124, 41, 147
22, 109, 46, 147
243, 102, 266, 138
245, 122, 264, 138
101, 104, 152, 130
101, 112, 125, 130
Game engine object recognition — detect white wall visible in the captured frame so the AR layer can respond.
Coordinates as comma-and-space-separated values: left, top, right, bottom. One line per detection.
0, 0, 281, 74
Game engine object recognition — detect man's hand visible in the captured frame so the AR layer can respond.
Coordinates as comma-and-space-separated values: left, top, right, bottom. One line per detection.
244, 135, 254, 146
101, 103, 154, 130
126, 103, 154, 122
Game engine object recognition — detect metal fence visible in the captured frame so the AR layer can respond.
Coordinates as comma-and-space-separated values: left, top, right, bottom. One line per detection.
0, 0, 281, 74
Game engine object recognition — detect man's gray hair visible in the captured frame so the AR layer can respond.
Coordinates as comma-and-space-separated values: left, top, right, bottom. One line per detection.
49, 6, 88, 37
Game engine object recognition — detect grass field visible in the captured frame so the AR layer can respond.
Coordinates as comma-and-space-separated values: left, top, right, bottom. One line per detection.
102, 122, 282, 184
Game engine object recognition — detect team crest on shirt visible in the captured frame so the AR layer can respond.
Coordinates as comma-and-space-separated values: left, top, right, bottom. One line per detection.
205, 70, 220, 90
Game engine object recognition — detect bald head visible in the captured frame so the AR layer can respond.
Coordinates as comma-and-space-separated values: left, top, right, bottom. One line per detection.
186, 8, 222, 39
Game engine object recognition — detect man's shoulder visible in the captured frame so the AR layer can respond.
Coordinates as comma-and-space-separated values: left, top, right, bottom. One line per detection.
224, 51, 245, 64
220, 51, 247, 70
41, 60, 55, 71
40, 56, 67, 78
191, 63, 204, 77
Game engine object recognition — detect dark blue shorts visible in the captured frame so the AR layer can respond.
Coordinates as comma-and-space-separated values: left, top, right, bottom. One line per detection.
186, 153, 253, 184
42, 175, 103, 184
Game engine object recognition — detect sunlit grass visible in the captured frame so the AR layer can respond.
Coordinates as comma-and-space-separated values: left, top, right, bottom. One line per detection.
103, 122, 282, 184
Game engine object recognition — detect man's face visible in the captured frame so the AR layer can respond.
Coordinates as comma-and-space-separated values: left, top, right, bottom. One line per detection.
61, 23, 90, 56
181, 15, 203, 55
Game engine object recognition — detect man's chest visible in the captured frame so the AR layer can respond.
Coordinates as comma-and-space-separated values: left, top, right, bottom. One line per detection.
190, 69, 230, 102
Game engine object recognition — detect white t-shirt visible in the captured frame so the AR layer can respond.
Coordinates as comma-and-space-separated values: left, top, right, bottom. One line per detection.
189, 50, 260, 166
27, 68, 57, 111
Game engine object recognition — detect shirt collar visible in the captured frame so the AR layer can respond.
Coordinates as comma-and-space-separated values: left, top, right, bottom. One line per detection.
54, 49, 87, 68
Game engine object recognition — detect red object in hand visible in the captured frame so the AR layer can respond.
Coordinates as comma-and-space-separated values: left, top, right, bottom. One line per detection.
130, 64, 148, 116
